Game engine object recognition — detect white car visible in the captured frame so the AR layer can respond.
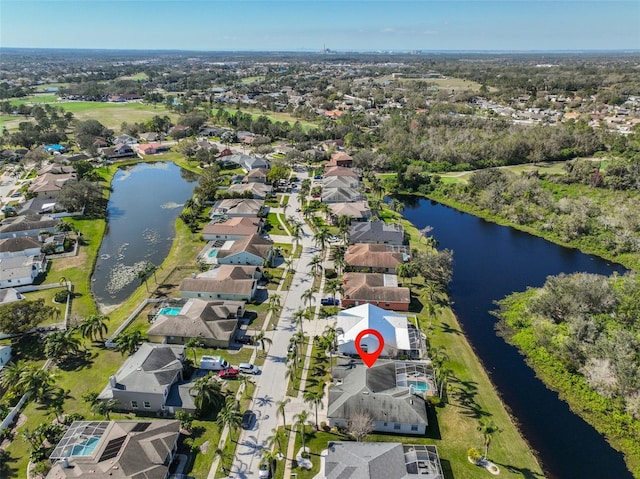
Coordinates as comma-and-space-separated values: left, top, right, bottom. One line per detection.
258, 462, 272, 479
238, 362, 260, 375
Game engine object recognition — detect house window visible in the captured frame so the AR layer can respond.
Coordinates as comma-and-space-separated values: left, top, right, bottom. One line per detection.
385, 303, 391, 307
131, 401, 138, 409
411, 425, 419, 432
144, 401, 151, 409
383, 422, 388, 427
393, 423, 401, 430
197, 293, 201, 298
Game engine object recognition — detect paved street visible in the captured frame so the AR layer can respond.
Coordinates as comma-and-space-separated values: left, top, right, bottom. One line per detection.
222, 173, 331, 479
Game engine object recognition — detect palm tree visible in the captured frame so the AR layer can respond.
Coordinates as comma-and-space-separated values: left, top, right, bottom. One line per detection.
307, 255, 323, 279
261, 448, 279, 477
303, 388, 324, 430
214, 447, 234, 475
92, 399, 119, 420
1, 360, 28, 393
44, 329, 82, 362
216, 396, 242, 442
292, 309, 306, 334
185, 337, 200, 364
113, 330, 144, 356
321, 325, 339, 377
79, 314, 110, 342
370, 176, 385, 199
314, 226, 331, 253
276, 398, 291, 430
47, 388, 70, 423
267, 294, 282, 318
290, 221, 303, 249
190, 374, 226, 416
294, 410, 310, 452
267, 427, 286, 452
301, 288, 316, 311
389, 198, 405, 214
17, 368, 55, 400
324, 279, 343, 303
477, 419, 500, 460
254, 331, 273, 358
397, 261, 418, 286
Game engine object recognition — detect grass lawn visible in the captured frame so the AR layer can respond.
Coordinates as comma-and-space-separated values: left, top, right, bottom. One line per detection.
266, 213, 288, 236
290, 428, 349, 479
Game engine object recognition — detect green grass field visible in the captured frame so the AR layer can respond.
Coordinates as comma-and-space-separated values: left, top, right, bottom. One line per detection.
3, 97, 178, 132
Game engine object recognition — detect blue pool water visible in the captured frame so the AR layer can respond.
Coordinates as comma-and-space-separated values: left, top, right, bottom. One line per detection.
208, 249, 219, 258
407, 381, 430, 393
70, 436, 100, 456
158, 307, 182, 316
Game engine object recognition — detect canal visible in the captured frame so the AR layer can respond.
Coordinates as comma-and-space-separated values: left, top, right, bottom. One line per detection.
92, 162, 196, 308
399, 196, 631, 479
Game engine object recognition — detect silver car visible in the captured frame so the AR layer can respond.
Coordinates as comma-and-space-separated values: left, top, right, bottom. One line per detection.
238, 362, 260, 374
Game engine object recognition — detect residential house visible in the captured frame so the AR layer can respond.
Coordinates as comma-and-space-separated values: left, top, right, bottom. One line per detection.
328, 360, 429, 435
29, 172, 76, 199
180, 264, 261, 301
43, 233, 66, 253
324, 166, 360, 179
345, 244, 406, 273
0, 345, 11, 369
225, 154, 270, 171
336, 303, 422, 358
325, 442, 443, 479
169, 125, 192, 137
0, 287, 25, 305
37, 163, 75, 176
113, 134, 138, 145
108, 93, 142, 102
139, 132, 162, 142
0, 237, 43, 259
236, 130, 256, 144
243, 167, 269, 184
226, 182, 272, 199
137, 143, 170, 156
201, 126, 227, 137
322, 175, 360, 190
18, 197, 62, 216
0, 254, 48, 288
147, 298, 245, 348
215, 234, 274, 266
341, 272, 411, 311
322, 187, 363, 204
325, 151, 354, 168
349, 221, 405, 246
97, 343, 186, 413
46, 420, 180, 479
328, 201, 372, 223
0, 215, 59, 239
209, 198, 264, 219
101, 143, 137, 160
201, 217, 263, 241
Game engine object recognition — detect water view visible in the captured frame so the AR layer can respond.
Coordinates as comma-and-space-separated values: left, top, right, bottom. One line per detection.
92, 162, 196, 308
399, 196, 631, 479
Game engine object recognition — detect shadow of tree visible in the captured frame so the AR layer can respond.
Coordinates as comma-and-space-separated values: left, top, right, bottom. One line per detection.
494, 461, 546, 479
447, 377, 488, 420
0, 450, 18, 478
57, 350, 94, 371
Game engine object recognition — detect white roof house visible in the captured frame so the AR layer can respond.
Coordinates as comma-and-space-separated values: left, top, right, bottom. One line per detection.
336, 303, 411, 357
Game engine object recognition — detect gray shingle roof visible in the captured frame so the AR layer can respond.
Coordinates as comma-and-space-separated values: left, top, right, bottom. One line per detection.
325, 442, 408, 479
328, 361, 428, 426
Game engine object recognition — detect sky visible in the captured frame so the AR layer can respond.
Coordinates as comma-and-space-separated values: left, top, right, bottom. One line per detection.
1, 0, 639, 52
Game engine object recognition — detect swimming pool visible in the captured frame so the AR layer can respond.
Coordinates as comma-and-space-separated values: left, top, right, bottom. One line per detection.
208, 249, 219, 258
407, 381, 430, 393
70, 436, 101, 456
158, 307, 182, 316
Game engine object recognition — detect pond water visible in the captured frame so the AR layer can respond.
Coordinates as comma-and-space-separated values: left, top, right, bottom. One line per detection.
398, 196, 631, 479
92, 162, 196, 307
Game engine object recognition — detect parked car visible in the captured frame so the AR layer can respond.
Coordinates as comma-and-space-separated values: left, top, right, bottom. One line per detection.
259, 460, 274, 479
241, 410, 256, 429
320, 298, 340, 306
237, 335, 254, 345
238, 362, 260, 375
218, 368, 240, 379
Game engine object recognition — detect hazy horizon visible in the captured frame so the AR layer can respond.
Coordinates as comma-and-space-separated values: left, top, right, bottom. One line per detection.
2, 1, 638, 52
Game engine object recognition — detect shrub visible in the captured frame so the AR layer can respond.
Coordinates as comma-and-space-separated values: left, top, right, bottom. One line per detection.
54, 290, 70, 303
